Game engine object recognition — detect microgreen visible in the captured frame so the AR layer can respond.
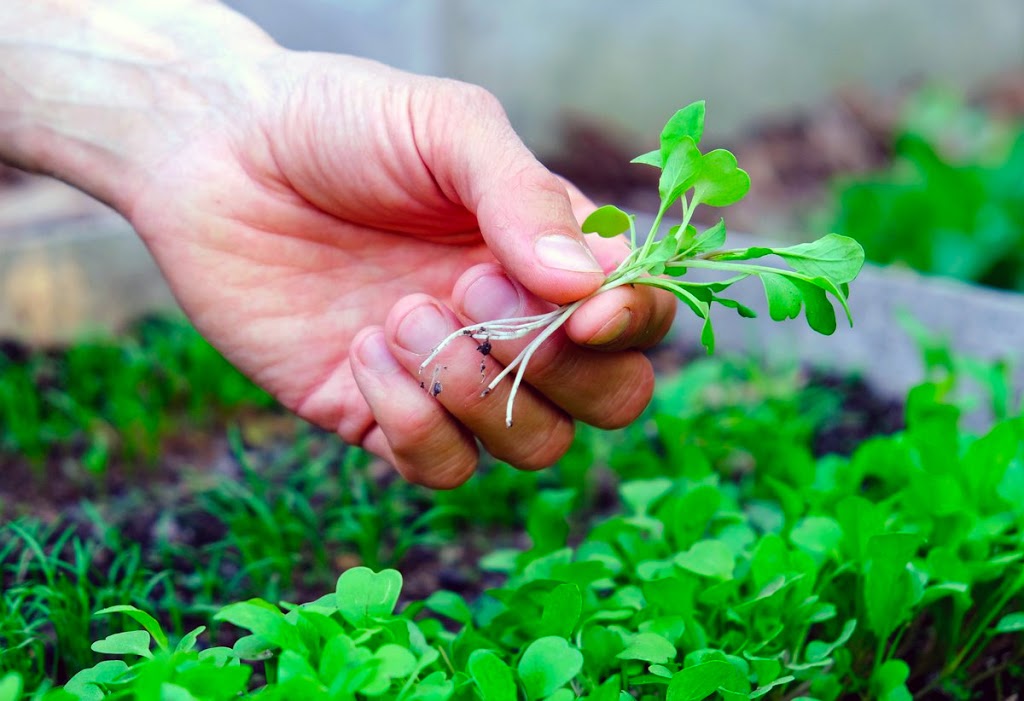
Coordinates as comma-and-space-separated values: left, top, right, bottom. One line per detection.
422, 101, 865, 426
4, 351, 1024, 698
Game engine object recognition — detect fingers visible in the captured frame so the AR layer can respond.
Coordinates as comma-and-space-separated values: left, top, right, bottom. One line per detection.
351, 262, 674, 482
565, 281, 678, 352
350, 327, 479, 488
413, 81, 605, 305
452, 265, 659, 429
388, 295, 575, 469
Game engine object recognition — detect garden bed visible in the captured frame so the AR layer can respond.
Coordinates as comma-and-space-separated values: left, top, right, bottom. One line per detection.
2, 82, 1024, 700
2, 314, 1021, 699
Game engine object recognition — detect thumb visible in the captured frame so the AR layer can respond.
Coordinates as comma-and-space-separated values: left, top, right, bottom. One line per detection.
415, 82, 606, 305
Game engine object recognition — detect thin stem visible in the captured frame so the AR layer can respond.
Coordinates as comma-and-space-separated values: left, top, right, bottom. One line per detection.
677, 258, 813, 280
502, 300, 583, 426
946, 566, 1024, 677
637, 204, 668, 261
419, 311, 560, 371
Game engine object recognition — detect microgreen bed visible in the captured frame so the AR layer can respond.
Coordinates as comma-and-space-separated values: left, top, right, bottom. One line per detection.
1, 103, 1022, 700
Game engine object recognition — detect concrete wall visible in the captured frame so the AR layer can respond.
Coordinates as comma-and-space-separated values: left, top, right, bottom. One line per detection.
226, 0, 1024, 153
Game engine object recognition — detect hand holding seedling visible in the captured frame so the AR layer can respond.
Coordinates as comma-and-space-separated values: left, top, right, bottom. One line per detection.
0, 1, 677, 485
427, 101, 866, 428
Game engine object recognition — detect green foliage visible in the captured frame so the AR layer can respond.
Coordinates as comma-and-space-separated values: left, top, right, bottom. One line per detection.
0, 315, 274, 477
4, 361, 1021, 699
830, 87, 1024, 290
0, 517, 175, 686
425, 101, 865, 426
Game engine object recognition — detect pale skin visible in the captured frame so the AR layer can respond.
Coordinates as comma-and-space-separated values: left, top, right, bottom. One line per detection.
0, 0, 676, 487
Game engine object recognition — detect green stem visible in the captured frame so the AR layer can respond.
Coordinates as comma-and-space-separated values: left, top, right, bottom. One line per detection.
675, 258, 815, 282
946, 566, 1024, 676
636, 203, 669, 261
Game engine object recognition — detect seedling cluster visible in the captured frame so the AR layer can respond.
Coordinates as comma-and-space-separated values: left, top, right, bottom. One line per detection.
422, 102, 865, 426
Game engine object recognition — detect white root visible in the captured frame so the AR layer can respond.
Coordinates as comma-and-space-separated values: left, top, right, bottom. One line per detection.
416, 272, 636, 428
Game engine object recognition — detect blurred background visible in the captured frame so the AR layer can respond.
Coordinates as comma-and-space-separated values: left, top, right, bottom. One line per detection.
1, 0, 1022, 345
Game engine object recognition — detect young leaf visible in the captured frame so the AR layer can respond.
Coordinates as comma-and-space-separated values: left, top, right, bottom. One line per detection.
0, 674, 22, 701
95, 604, 169, 651
335, 567, 403, 627
864, 533, 924, 641
215, 600, 302, 652
582, 205, 632, 238
760, 273, 803, 322
64, 661, 131, 699
804, 620, 857, 663
995, 612, 1024, 633
700, 315, 716, 354
691, 150, 751, 208
661, 101, 707, 155
871, 660, 913, 701
713, 297, 757, 318
616, 632, 677, 664
683, 219, 727, 256
666, 660, 749, 701
539, 583, 583, 638
675, 540, 735, 580
517, 637, 583, 700
469, 650, 517, 701
631, 149, 662, 168
424, 590, 472, 625
175, 626, 207, 654
659, 137, 702, 207
91, 630, 154, 659
771, 234, 865, 284
793, 279, 838, 335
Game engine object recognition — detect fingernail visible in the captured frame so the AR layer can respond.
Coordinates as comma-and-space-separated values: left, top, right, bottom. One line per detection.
587, 308, 632, 346
535, 234, 603, 273
396, 303, 451, 355
462, 274, 523, 321
357, 331, 401, 373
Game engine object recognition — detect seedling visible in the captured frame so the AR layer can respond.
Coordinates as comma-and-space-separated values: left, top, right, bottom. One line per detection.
422, 101, 866, 426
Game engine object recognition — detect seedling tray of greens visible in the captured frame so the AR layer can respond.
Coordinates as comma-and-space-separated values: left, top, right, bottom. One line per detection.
2, 104, 1023, 701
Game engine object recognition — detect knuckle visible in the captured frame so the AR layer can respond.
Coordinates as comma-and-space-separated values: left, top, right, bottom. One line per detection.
586, 359, 655, 430
402, 452, 477, 490
390, 424, 477, 489
490, 415, 575, 471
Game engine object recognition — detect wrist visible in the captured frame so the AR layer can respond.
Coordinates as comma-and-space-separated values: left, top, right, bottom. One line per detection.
0, 0, 281, 214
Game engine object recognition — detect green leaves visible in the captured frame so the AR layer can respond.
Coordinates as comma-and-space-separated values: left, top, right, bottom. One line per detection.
616, 632, 676, 664
517, 637, 583, 700
661, 101, 707, 155
675, 540, 735, 580
91, 630, 153, 659
666, 660, 748, 700
469, 650, 517, 701
632, 100, 706, 168
335, 566, 403, 626
659, 137, 703, 206
864, 533, 924, 641
582, 205, 632, 238
691, 149, 751, 208
995, 612, 1024, 633
617, 103, 862, 345
771, 234, 866, 284
94, 605, 168, 651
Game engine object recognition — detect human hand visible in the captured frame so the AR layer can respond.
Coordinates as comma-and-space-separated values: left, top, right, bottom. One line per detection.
0, 2, 676, 486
